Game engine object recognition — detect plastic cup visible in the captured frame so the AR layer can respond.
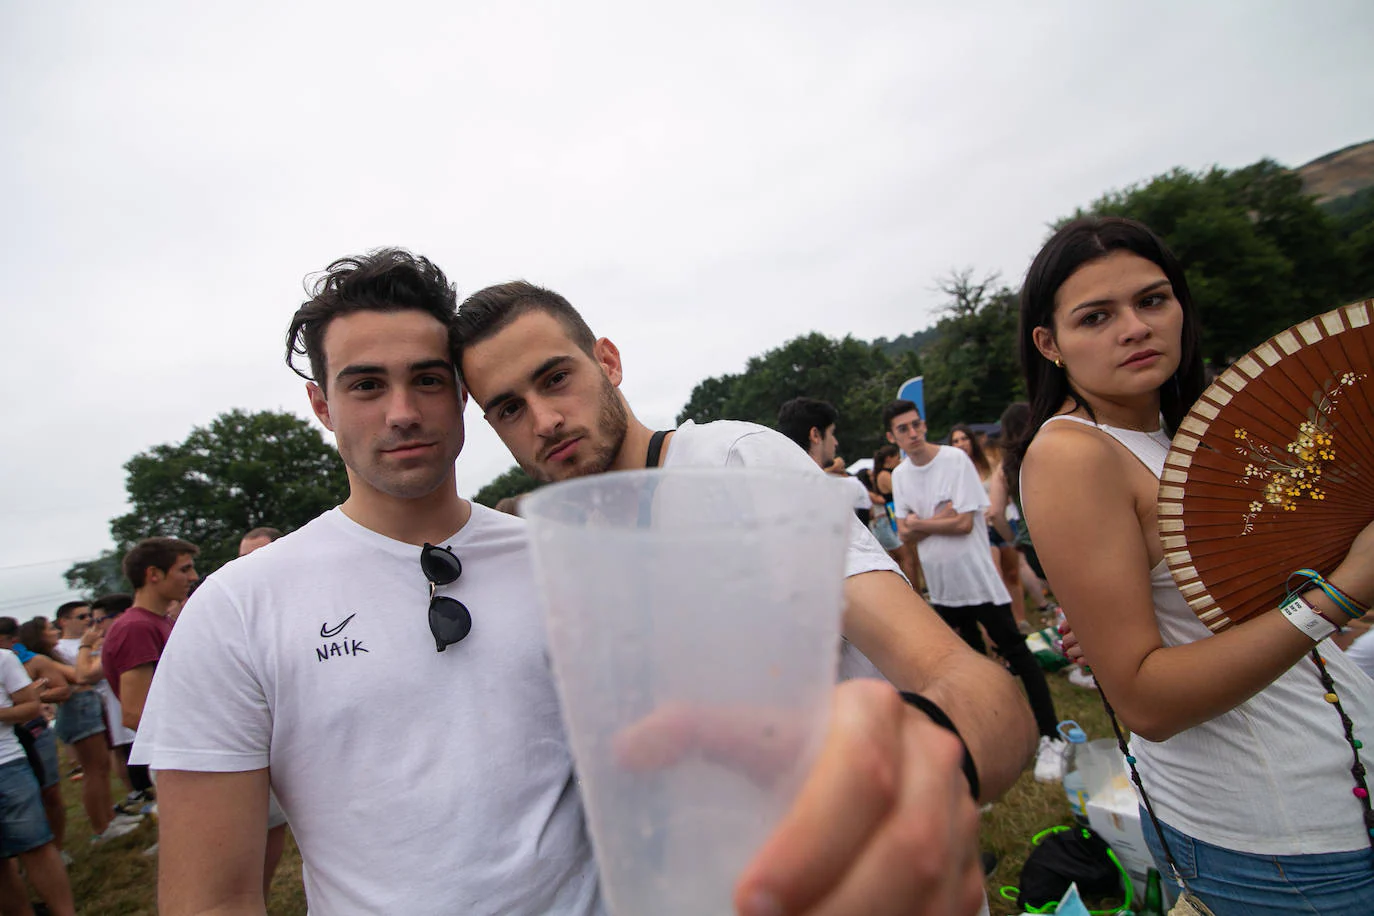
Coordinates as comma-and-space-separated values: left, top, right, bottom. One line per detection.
521, 468, 853, 916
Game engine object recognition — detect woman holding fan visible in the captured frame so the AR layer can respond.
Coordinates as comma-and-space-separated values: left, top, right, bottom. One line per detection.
1014, 216, 1374, 914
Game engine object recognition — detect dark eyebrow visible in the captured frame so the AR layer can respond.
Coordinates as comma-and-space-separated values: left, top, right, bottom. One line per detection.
481, 355, 573, 414
335, 358, 454, 385
1070, 279, 1172, 314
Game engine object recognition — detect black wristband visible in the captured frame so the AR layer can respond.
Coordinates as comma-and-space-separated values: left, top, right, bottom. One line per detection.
898, 691, 981, 800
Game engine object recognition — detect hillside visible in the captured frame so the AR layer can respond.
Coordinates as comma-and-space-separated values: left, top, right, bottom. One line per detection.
1296, 138, 1374, 203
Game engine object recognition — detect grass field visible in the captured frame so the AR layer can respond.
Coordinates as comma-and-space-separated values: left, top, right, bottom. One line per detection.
39, 669, 1110, 915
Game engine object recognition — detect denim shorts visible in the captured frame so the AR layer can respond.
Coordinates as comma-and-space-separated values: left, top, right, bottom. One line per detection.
1142, 810, 1374, 915
0, 757, 54, 857
55, 689, 107, 745
32, 726, 59, 790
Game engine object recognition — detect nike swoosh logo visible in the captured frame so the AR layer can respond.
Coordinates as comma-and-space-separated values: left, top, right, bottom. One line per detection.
320, 614, 356, 639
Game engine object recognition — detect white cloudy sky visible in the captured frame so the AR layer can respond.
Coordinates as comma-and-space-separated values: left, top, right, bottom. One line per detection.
2, 1, 1371, 618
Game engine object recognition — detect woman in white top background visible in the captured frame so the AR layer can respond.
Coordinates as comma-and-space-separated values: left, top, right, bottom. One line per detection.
1013, 215, 1374, 914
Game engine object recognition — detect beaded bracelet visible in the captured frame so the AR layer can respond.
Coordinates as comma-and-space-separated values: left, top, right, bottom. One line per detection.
1289, 568, 1369, 621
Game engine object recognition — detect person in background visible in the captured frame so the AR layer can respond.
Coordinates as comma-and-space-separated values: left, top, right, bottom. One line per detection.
15, 617, 76, 853
239, 527, 283, 556
949, 425, 1028, 631
870, 443, 924, 592
0, 643, 75, 916
86, 594, 141, 803
52, 601, 123, 842
883, 400, 1065, 782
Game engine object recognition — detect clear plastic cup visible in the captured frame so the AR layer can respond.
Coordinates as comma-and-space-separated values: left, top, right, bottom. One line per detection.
521, 468, 853, 916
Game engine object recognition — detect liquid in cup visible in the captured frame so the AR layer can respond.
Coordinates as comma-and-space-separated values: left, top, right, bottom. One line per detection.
522, 469, 853, 916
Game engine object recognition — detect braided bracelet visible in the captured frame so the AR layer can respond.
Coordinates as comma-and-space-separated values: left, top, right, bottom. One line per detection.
1290, 569, 1369, 621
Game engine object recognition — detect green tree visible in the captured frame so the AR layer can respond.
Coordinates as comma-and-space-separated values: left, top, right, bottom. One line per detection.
63, 550, 128, 597
676, 332, 922, 463
919, 270, 1024, 438
473, 465, 542, 508
1327, 185, 1374, 300
1081, 160, 1359, 362
63, 410, 349, 592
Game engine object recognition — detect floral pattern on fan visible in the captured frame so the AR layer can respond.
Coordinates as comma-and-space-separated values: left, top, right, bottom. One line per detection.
1233, 370, 1367, 527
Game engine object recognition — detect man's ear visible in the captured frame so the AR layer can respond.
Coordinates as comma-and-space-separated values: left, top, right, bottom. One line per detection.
809, 426, 823, 448
1032, 326, 1061, 366
885, 430, 897, 445
307, 382, 334, 432
594, 338, 624, 387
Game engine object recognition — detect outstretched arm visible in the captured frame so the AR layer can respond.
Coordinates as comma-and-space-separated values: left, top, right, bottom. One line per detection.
841, 569, 1035, 801
157, 768, 270, 916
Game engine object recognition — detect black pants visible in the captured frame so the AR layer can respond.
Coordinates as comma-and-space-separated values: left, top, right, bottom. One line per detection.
933, 601, 1060, 739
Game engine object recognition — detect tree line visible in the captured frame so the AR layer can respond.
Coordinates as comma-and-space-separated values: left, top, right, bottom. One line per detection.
64, 154, 1374, 588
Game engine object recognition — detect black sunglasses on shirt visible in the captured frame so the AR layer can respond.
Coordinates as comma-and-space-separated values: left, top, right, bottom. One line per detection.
421, 543, 471, 652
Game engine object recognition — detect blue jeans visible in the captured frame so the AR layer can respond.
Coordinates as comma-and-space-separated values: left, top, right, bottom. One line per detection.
1141, 811, 1374, 915
0, 757, 53, 857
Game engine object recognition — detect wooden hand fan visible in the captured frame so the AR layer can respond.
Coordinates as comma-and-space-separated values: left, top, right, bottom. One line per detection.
1158, 300, 1374, 632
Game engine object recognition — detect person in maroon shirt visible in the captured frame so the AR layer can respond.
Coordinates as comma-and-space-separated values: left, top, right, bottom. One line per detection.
100, 538, 199, 727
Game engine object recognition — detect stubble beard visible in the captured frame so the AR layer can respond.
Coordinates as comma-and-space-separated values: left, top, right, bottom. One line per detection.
526, 376, 629, 483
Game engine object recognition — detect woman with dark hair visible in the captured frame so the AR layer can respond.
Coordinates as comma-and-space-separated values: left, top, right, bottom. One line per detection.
14, 618, 73, 854
951, 423, 1029, 630
1016, 216, 1374, 913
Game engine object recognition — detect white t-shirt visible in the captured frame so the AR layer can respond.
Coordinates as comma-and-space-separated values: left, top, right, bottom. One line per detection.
54, 637, 81, 666
1343, 630, 1374, 682
0, 649, 34, 766
666, 420, 901, 681
132, 505, 601, 916
890, 446, 1010, 607
839, 474, 872, 512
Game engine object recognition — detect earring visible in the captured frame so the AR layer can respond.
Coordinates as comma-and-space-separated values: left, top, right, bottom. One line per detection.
1054, 358, 1064, 369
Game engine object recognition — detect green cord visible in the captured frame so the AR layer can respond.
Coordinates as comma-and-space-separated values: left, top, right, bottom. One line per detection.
997, 825, 1135, 915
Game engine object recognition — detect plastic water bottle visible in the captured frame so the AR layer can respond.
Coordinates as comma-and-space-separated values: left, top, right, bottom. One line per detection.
1057, 720, 1090, 825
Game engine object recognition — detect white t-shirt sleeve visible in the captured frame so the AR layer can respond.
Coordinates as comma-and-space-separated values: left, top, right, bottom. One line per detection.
890, 462, 915, 520
949, 451, 992, 514
130, 577, 272, 772
0, 651, 32, 696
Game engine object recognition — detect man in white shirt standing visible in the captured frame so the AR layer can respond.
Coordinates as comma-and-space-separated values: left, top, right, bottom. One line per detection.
882, 399, 1067, 781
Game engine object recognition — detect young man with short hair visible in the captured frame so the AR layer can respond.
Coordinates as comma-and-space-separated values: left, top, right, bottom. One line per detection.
455, 280, 1038, 912
102, 538, 199, 732
238, 527, 284, 556
777, 397, 872, 526
881, 399, 1066, 781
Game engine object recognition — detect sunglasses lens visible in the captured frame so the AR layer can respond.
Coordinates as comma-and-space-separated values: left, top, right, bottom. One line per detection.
429, 596, 472, 652
420, 543, 463, 585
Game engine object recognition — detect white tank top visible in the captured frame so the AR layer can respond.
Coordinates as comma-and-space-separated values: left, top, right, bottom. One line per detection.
1043, 415, 1374, 854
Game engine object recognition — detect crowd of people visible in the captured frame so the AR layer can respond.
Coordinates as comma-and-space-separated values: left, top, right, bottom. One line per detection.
0, 528, 286, 914
3, 215, 1371, 915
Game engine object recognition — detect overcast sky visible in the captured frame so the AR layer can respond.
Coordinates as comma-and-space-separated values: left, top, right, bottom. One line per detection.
2, 1, 1371, 618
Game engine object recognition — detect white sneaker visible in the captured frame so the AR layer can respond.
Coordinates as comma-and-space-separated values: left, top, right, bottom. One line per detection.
1067, 667, 1098, 690
91, 819, 141, 844
1034, 736, 1069, 783
109, 812, 144, 828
